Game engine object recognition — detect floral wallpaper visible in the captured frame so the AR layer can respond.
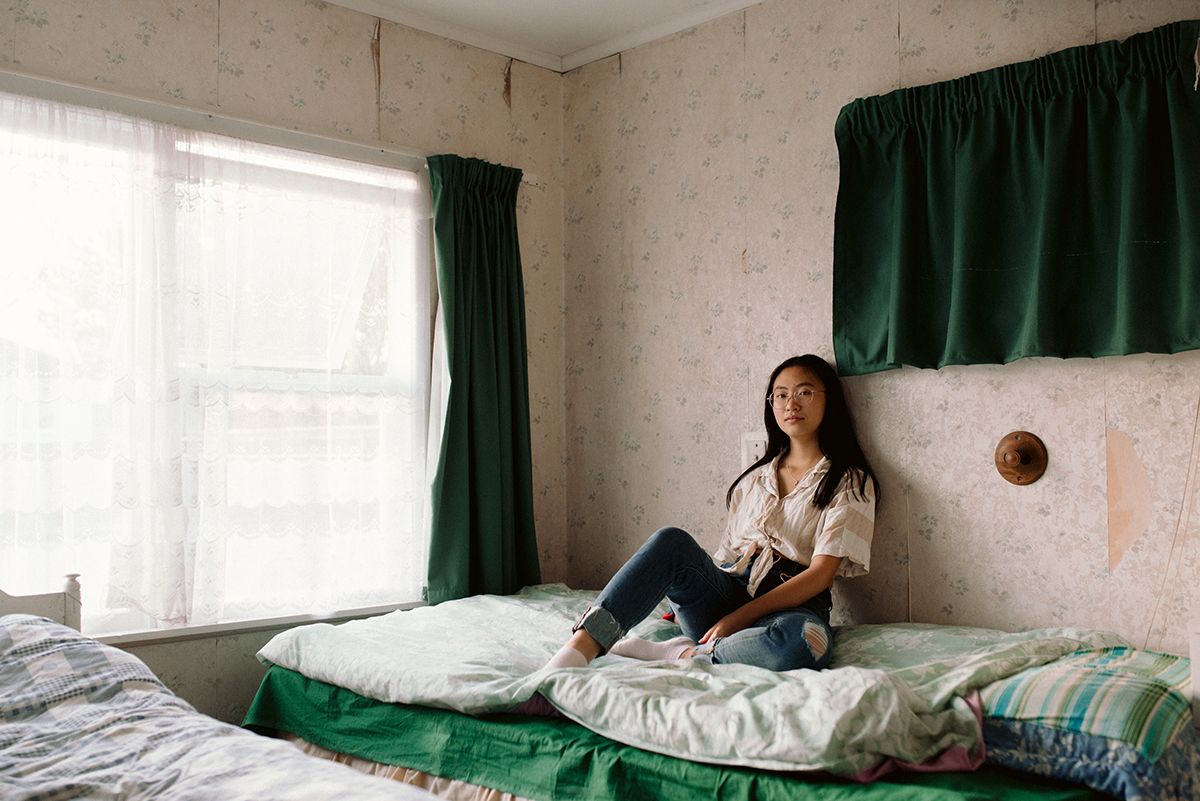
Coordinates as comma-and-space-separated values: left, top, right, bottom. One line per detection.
1, 0, 1198, 723
561, 0, 1200, 658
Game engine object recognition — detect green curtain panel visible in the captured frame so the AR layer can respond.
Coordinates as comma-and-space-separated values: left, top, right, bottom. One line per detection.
833, 20, 1200, 377
426, 155, 540, 604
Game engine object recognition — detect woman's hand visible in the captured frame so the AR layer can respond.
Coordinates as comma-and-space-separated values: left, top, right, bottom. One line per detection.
699, 554, 843, 644
698, 606, 759, 644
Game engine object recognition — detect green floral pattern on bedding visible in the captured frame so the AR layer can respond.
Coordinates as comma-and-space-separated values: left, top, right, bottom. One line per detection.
257, 584, 1131, 777
832, 623, 1132, 707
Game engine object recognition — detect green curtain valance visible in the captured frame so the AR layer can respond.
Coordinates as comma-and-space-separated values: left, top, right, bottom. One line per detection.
833, 20, 1200, 376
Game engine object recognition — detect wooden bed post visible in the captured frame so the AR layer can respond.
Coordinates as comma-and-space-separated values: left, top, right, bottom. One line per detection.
1192, 622, 1199, 733
64, 574, 82, 631
0, 575, 82, 630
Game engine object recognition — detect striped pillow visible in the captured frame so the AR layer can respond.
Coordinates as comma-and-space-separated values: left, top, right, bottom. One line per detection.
980, 646, 1192, 762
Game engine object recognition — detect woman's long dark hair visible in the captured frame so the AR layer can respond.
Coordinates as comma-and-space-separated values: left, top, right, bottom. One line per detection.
725, 354, 879, 510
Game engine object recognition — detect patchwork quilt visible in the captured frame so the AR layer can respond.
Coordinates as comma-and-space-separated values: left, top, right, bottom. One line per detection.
981, 646, 1193, 761
0, 614, 437, 801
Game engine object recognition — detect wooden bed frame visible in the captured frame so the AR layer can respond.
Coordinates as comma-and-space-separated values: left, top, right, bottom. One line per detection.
0, 574, 82, 629
1194, 624, 1199, 733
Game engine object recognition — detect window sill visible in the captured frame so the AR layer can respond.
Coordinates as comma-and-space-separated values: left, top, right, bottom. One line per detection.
96, 601, 426, 648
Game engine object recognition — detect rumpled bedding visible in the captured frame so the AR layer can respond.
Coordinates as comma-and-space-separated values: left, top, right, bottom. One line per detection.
0, 614, 439, 801
256, 584, 1129, 777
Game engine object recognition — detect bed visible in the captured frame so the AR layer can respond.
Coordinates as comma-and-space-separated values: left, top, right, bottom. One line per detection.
0, 584, 440, 800
244, 584, 1199, 801
0, 575, 81, 630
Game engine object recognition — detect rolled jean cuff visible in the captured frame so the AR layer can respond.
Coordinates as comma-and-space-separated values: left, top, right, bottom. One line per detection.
573, 605, 624, 653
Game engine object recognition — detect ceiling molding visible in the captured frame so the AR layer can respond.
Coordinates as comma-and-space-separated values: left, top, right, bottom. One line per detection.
331, 0, 564, 71
328, 0, 763, 74
559, 0, 759, 72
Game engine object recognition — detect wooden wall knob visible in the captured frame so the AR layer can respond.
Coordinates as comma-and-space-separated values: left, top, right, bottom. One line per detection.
995, 431, 1047, 485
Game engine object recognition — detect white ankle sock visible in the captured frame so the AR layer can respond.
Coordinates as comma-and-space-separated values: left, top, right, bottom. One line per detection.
545, 645, 590, 669
608, 636, 696, 661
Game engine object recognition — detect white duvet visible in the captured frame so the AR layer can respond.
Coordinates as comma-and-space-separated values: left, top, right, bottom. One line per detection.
257, 584, 1128, 776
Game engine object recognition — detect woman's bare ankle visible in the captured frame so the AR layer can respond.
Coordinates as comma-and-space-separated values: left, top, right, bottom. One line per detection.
567, 629, 603, 662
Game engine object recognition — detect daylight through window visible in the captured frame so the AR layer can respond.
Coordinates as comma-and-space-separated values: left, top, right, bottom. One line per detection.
0, 89, 433, 634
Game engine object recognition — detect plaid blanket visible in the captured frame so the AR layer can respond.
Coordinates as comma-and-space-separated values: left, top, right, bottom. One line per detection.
980, 646, 1193, 761
0, 614, 437, 800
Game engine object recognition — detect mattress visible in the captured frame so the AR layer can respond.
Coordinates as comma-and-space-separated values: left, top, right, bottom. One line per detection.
245, 584, 1197, 801
244, 664, 1106, 801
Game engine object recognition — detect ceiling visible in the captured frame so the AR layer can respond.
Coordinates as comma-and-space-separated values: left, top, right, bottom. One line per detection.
329, 0, 764, 73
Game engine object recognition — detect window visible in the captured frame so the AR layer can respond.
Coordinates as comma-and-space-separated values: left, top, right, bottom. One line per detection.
0, 89, 433, 634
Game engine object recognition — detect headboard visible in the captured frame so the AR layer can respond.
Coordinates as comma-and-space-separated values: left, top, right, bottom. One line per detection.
1193, 623, 1199, 734
0, 574, 81, 630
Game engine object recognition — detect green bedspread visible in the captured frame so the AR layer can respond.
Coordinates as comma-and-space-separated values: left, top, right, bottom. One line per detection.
243, 667, 1106, 801
255, 584, 1128, 777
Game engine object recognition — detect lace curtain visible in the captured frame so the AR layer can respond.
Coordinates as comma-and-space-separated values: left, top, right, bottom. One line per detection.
0, 89, 433, 634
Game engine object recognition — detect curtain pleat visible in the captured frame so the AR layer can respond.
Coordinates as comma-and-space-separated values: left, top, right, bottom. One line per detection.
833, 20, 1200, 376
426, 155, 540, 604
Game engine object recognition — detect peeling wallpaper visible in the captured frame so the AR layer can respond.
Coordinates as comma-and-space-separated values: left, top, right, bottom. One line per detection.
559, 0, 1200, 658
1, 0, 1198, 663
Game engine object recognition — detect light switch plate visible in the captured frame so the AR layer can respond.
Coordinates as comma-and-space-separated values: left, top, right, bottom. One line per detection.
741, 432, 767, 468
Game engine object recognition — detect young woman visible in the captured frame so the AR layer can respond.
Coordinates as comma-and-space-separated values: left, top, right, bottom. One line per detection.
547, 354, 879, 671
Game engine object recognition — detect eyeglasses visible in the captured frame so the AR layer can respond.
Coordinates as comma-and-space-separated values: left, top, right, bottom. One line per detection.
767, 388, 824, 408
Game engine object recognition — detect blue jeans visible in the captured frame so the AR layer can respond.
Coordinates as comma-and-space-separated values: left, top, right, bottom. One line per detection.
575, 527, 834, 671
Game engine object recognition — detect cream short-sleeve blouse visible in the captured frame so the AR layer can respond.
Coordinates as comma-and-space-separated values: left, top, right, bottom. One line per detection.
713, 455, 876, 597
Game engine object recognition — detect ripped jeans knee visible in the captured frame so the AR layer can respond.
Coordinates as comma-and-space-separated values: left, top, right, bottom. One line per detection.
695, 607, 834, 672
802, 619, 830, 660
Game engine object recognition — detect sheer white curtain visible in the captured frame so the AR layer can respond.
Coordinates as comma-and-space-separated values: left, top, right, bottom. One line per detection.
0, 89, 432, 634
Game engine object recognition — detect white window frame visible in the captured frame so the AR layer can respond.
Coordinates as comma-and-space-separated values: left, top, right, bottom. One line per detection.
0, 72, 436, 637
